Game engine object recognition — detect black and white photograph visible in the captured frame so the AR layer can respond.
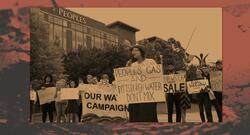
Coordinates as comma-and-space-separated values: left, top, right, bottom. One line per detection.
30, 7, 222, 123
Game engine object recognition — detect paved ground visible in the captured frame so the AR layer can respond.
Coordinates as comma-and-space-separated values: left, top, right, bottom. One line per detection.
31, 103, 219, 123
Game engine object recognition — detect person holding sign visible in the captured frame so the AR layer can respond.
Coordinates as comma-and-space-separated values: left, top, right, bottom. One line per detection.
30, 84, 37, 122
65, 80, 79, 123
78, 77, 84, 122
55, 79, 68, 123
165, 64, 182, 122
126, 45, 158, 122
195, 69, 213, 122
40, 74, 55, 123
203, 63, 222, 122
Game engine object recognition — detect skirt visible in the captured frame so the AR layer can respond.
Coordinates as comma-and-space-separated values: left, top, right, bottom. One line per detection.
65, 100, 79, 114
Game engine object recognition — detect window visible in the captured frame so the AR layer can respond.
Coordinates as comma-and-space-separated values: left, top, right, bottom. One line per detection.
94, 37, 101, 49
54, 25, 62, 47
49, 24, 54, 42
76, 31, 83, 50
72, 31, 76, 51
63, 20, 67, 27
76, 24, 82, 32
48, 15, 53, 23
54, 17, 62, 25
83, 26, 87, 33
85, 35, 93, 49
71, 23, 76, 30
94, 30, 100, 37
44, 13, 48, 21
63, 28, 67, 50
100, 32, 105, 38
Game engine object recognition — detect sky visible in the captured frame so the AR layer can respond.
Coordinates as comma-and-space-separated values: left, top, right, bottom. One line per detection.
68, 8, 222, 64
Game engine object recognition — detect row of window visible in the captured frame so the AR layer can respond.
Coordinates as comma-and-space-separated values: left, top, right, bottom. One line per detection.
41, 12, 118, 42
44, 22, 118, 52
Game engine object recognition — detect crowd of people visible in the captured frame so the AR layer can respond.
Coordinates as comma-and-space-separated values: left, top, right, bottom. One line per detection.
30, 44, 222, 123
29, 73, 111, 123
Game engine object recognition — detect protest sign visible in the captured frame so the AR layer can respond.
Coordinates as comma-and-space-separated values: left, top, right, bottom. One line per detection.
164, 73, 186, 93
30, 90, 37, 101
81, 84, 128, 118
60, 88, 79, 100
210, 71, 222, 92
187, 79, 209, 94
113, 64, 165, 104
37, 87, 56, 105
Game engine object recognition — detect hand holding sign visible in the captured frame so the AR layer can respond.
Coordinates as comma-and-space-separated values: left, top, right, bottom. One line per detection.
37, 87, 56, 105
187, 79, 209, 94
164, 73, 186, 93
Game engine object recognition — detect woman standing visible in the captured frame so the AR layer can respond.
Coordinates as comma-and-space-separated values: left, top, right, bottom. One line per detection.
196, 69, 213, 122
65, 80, 79, 123
126, 45, 158, 122
41, 74, 55, 123
55, 79, 68, 123
78, 77, 84, 122
165, 65, 182, 122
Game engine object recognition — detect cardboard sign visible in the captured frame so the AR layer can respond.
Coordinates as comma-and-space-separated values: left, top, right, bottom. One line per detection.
37, 87, 56, 105
164, 73, 186, 93
113, 64, 165, 104
81, 84, 128, 118
60, 88, 79, 100
210, 71, 222, 92
187, 79, 209, 94
30, 90, 37, 101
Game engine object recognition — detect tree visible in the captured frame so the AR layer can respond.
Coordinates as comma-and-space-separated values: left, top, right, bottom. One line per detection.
64, 45, 130, 82
30, 12, 65, 82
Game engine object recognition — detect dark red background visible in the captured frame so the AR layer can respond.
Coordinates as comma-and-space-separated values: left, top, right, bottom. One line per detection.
0, 0, 250, 134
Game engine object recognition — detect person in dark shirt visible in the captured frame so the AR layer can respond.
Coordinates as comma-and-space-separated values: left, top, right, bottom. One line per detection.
40, 74, 55, 123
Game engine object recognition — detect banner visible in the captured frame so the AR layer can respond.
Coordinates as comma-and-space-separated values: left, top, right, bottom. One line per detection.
60, 88, 79, 100
164, 73, 186, 93
80, 84, 128, 118
113, 64, 165, 104
210, 71, 222, 92
187, 79, 209, 94
37, 87, 56, 105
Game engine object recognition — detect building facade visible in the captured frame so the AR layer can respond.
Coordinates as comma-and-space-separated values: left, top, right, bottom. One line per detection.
31, 8, 139, 52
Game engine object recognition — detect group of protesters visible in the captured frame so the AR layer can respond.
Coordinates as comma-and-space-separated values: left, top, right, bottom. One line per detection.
165, 61, 222, 123
125, 45, 222, 122
29, 73, 111, 123
30, 44, 222, 123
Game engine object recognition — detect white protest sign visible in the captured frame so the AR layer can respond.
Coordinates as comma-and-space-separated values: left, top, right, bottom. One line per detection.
164, 73, 186, 93
30, 90, 37, 101
81, 84, 128, 118
37, 87, 56, 105
113, 64, 165, 104
210, 71, 222, 92
187, 79, 209, 94
60, 88, 79, 100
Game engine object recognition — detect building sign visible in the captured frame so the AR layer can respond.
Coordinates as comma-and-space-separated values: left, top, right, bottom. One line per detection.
57, 8, 86, 24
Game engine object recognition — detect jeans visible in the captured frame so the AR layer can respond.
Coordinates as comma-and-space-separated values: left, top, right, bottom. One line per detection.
167, 93, 181, 122
41, 102, 54, 123
198, 92, 213, 122
212, 91, 222, 122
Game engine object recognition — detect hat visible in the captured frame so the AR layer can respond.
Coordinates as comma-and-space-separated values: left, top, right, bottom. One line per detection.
216, 60, 222, 64
130, 44, 146, 57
